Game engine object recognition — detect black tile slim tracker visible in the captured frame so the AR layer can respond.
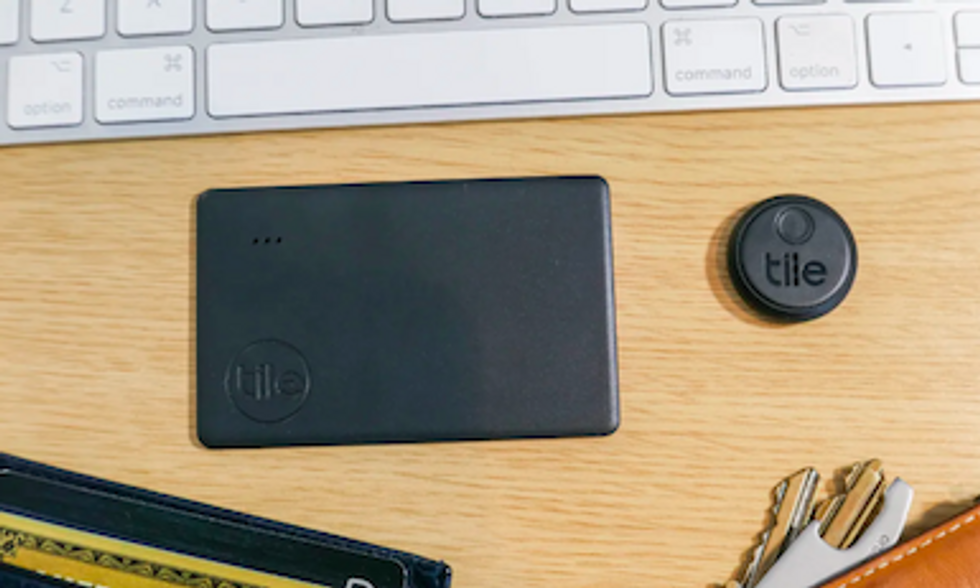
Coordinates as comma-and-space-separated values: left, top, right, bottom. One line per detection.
196, 176, 620, 448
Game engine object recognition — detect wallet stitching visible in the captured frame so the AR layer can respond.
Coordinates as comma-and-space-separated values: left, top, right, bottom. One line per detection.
833, 513, 978, 587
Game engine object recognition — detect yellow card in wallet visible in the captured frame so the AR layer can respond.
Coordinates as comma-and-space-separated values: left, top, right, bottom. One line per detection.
0, 509, 330, 588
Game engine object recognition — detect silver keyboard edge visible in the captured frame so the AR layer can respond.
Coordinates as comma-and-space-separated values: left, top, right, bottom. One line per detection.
1, 0, 978, 146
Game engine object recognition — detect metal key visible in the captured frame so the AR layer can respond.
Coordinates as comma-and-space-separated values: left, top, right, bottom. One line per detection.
811, 463, 858, 526
754, 478, 913, 588
725, 460, 909, 588
819, 459, 887, 549
731, 468, 820, 588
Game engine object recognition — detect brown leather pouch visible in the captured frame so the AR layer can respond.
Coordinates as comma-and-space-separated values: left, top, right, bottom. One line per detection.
817, 502, 980, 588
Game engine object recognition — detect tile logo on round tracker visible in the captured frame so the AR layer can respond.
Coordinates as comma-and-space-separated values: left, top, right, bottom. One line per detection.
224, 340, 311, 423
728, 195, 857, 322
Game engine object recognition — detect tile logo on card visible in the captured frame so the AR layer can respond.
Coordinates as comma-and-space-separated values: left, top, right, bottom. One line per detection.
224, 340, 311, 423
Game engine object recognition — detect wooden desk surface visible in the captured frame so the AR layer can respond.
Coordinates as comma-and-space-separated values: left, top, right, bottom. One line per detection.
3, 104, 980, 588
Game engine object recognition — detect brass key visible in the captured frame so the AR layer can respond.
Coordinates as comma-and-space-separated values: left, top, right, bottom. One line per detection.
734, 467, 820, 588
726, 460, 893, 588
755, 468, 819, 579
819, 459, 886, 549
811, 462, 860, 526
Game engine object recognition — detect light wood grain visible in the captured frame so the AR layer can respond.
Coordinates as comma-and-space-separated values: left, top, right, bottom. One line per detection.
3, 104, 980, 588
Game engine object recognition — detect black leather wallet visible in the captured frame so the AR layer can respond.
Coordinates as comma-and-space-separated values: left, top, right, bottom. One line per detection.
0, 561, 78, 588
0, 454, 451, 588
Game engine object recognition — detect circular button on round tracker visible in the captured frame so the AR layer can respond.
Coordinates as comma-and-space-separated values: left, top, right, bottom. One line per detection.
728, 195, 857, 322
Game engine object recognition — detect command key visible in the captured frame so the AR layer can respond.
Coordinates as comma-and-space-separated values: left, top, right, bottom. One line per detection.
663, 19, 767, 96
95, 46, 195, 124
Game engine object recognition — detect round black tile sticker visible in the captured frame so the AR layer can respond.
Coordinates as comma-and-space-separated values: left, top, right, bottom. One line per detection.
728, 195, 857, 322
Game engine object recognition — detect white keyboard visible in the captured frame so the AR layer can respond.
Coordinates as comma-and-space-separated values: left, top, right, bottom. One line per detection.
3, 0, 980, 146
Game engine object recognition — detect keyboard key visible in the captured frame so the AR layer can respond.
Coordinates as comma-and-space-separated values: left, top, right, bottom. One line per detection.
297, 0, 373, 25
7, 53, 83, 129
118, 0, 194, 36
663, 19, 766, 95
208, 24, 652, 117
662, 0, 736, 10
479, 0, 556, 17
388, 0, 464, 21
956, 12, 980, 47
867, 13, 946, 88
754, 0, 823, 6
207, 0, 284, 31
959, 48, 980, 84
777, 16, 857, 90
0, 0, 17, 45
570, 0, 648, 12
31, 0, 105, 41
95, 47, 195, 123
660, 0, 737, 10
